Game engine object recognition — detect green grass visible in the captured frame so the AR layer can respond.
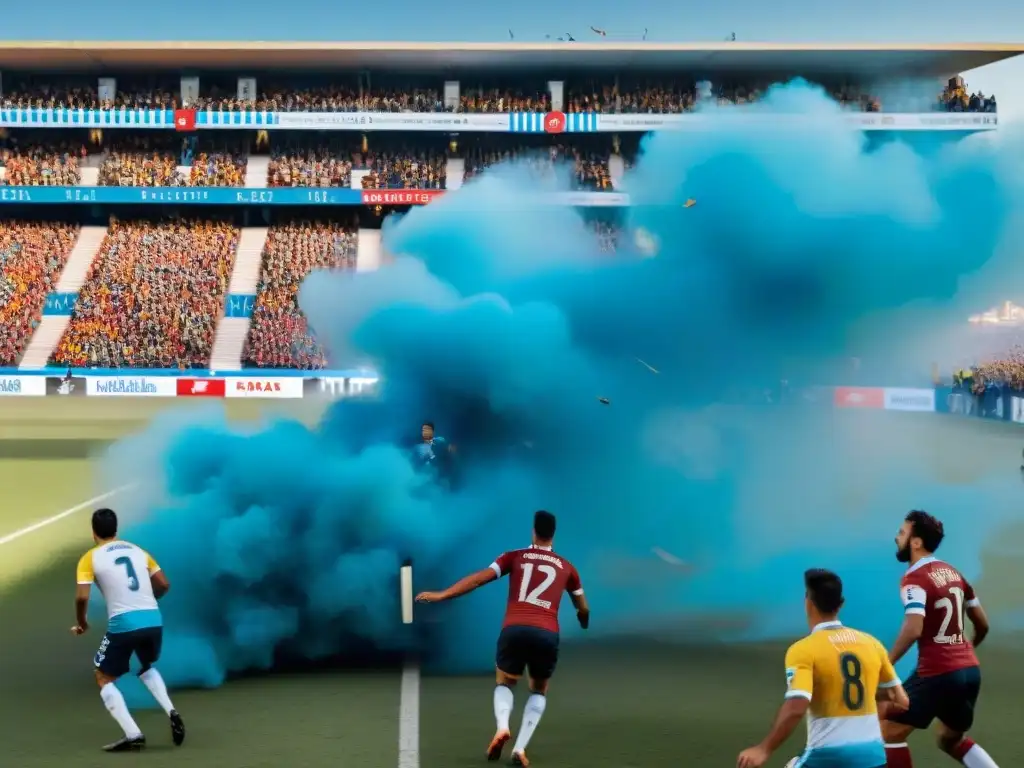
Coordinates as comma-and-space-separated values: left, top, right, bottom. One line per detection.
0, 406, 1021, 767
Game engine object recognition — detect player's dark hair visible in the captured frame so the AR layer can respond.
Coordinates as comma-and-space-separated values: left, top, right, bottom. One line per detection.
804, 568, 844, 616
91, 508, 118, 540
905, 509, 944, 553
422, 421, 434, 430
533, 510, 556, 541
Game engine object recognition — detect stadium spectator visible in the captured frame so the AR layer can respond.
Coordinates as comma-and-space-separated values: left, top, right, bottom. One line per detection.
940, 78, 997, 113
458, 87, 550, 113
0, 79, 179, 110
99, 135, 186, 187
0, 140, 84, 186
462, 139, 613, 191
358, 141, 446, 190
267, 138, 355, 188
188, 140, 247, 187
52, 220, 237, 369
195, 83, 445, 112
243, 220, 358, 369
0, 221, 79, 365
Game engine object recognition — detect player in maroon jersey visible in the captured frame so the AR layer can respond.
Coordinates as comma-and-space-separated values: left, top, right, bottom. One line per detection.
882, 510, 1000, 768
415, 510, 589, 767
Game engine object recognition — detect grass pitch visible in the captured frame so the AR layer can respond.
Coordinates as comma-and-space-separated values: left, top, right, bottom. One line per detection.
0, 401, 1021, 767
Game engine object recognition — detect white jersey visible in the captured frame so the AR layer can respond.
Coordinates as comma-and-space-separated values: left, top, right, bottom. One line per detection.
77, 540, 163, 634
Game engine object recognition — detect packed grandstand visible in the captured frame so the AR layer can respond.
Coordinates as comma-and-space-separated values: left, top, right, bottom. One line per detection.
0, 41, 1016, 396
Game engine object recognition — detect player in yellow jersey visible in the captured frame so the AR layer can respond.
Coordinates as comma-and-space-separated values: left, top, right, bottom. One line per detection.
737, 569, 909, 768
71, 508, 186, 752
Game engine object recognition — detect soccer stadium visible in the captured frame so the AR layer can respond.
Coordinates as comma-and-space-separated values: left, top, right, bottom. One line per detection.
1, 40, 1024, 768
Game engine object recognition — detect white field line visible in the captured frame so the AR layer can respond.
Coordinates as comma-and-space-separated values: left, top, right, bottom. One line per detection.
0, 485, 133, 546
398, 661, 421, 768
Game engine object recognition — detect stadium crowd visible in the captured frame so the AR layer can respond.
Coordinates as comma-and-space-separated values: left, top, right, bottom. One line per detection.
0, 79, 998, 114
99, 135, 185, 187
267, 139, 355, 188
0, 222, 78, 365
0, 140, 84, 186
358, 144, 447, 190
463, 140, 615, 191
243, 221, 358, 369
52, 220, 237, 369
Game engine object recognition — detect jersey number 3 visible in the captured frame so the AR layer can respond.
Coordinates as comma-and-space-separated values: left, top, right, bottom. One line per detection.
115, 556, 141, 592
518, 563, 556, 609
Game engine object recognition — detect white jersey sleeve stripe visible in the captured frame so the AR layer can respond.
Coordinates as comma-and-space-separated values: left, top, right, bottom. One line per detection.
489, 562, 502, 578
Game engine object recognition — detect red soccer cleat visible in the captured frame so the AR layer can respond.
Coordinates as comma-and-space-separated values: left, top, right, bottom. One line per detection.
487, 730, 511, 762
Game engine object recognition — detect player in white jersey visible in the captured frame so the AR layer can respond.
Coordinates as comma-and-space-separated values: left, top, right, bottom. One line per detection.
71, 508, 186, 752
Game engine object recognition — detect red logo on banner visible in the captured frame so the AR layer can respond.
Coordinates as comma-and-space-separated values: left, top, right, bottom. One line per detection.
544, 111, 566, 134
361, 190, 445, 206
833, 386, 884, 409
176, 378, 225, 397
174, 109, 196, 132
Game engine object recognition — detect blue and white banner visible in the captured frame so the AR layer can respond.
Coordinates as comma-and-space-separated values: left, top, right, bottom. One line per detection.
0, 108, 998, 132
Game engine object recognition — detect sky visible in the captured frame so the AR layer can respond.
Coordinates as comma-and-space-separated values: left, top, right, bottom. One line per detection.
0, 0, 1019, 119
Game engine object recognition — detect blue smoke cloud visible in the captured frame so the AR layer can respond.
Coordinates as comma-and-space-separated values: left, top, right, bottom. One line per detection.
99, 82, 1024, 704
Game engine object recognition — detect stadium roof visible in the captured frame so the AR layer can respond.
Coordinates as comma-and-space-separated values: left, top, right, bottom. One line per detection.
0, 42, 1019, 77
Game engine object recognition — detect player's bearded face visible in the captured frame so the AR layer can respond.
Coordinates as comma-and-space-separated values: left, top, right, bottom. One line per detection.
895, 532, 912, 563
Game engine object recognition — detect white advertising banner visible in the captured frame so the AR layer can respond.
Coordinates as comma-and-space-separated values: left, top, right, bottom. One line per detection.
0, 375, 45, 396
225, 378, 303, 399
86, 376, 177, 397
883, 387, 936, 412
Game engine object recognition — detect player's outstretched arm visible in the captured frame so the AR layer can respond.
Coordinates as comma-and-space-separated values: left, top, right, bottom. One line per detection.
72, 583, 91, 635
889, 614, 924, 665
570, 592, 590, 629
151, 570, 170, 600
737, 697, 809, 768
967, 603, 990, 648
416, 568, 498, 603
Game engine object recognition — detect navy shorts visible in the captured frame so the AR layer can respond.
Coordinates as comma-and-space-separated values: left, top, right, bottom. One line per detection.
889, 666, 981, 732
94, 627, 163, 678
496, 625, 560, 681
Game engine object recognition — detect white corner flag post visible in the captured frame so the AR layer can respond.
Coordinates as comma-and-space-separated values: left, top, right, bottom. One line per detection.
400, 560, 414, 625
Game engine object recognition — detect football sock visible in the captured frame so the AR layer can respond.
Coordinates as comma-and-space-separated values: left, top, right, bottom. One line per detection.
512, 693, 547, 754
139, 668, 176, 716
493, 685, 514, 732
953, 739, 999, 768
100, 683, 143, 739
885, 743, 914, 768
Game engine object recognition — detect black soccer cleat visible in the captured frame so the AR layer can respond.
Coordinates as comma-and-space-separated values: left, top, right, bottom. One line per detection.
102, 735, 146, 752
170, 710, 186, 746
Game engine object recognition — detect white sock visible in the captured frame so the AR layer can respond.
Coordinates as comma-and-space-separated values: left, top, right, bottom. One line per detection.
139, 668, 176, 716
493, 685, 514, 732
512, 693, 547, 754
963, 744, 1000, 768
100, 683, 143, 739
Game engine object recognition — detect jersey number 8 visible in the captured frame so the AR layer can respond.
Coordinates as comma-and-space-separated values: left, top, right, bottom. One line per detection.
115, 556, 141, 592
838, 652, 864, 710
518, 563, 556, 609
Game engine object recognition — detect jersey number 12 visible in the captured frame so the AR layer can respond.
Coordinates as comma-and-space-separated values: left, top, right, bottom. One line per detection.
518, 563, 556, 609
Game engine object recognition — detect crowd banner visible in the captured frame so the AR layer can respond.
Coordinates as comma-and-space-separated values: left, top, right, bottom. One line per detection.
882, 387, 935, 412
0, 186, 629, 207
0, 108, 998, 133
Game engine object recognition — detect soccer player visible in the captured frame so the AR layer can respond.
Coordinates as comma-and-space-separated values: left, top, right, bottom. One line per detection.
70, 508, 185, 751
882, 510, 1000, 768
415, 510, 589, 767
737, 569, 908, 768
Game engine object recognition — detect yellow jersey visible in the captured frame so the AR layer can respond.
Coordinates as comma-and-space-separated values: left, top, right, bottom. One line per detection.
77, 540, 163, 634
784, 620, 899, 768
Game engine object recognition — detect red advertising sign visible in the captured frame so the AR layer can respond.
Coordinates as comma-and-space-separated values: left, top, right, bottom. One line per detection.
833, 386, 884, 409
174, 109, 197, 132
176, 378, 226, 397
544, 111, 566, 134
361, 190, 445, 206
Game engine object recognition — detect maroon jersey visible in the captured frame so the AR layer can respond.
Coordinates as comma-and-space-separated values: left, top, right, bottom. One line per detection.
489, 546, 583, 633
900, 556, 980, 677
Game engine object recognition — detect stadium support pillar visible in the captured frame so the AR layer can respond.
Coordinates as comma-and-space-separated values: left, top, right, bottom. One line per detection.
548, 81, 564, 112
444, 81, 460, 110
98, 78, 116, 104
181, 76, 199, 107
357, 228, 383, 272
238, 77, 256, 102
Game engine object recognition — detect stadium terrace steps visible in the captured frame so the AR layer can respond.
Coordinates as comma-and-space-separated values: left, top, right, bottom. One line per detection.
79, 167, 100, 186
56, 226, 108, 292
208, 226, 270, 370
19, 318, 70, 369
209, 317, 249, 371
446, 158, 465, 191
228, 227, 270, 295
245, 155, 270, 188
